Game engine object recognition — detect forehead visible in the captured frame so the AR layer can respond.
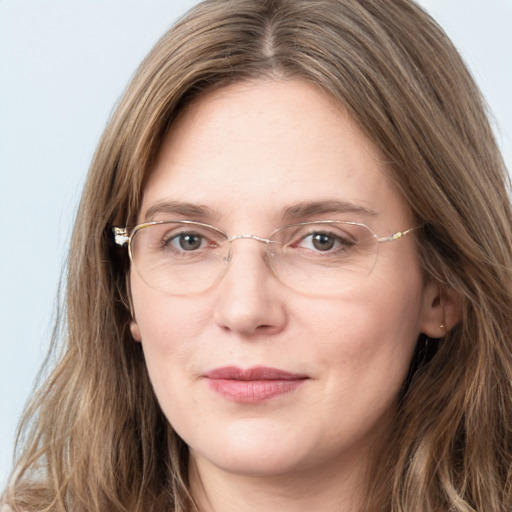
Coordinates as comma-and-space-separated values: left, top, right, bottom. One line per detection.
141, 79, 411, 229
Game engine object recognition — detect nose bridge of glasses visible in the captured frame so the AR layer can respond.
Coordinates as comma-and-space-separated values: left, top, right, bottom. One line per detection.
223, 234, 274, 263
229, 234, 271, 244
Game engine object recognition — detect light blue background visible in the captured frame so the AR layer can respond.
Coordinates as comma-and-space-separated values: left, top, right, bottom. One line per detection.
1, 0, 511, 486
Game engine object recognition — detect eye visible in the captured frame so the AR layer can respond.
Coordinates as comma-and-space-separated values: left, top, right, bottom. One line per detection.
134, 222, 227, 261
297, 231, 354, 252
165, 232, 209, 251
310, 233, 336, 251
176, 233, 203, 251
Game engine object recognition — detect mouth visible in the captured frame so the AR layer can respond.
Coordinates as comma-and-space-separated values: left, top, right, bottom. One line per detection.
203, 366, 309, 403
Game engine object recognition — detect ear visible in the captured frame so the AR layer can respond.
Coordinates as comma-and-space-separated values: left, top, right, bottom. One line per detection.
125, 273, 141, 341
420, 280, 462, 338
130, 320, 142, 342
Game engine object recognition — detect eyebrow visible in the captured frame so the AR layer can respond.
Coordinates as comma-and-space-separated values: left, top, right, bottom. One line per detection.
144, 201, 221, 222
279, 200, 378, 221
143, 199, 377, 224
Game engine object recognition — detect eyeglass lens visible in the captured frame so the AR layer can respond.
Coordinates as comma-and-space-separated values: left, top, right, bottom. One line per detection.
129, 221, 379, 296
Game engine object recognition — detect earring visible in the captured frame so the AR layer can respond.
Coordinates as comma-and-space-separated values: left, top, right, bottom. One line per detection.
439, 293, 446, 333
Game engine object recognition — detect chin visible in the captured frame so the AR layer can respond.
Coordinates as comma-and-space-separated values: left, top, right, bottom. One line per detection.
186, 424, 312, 477
192, 447, 308, 478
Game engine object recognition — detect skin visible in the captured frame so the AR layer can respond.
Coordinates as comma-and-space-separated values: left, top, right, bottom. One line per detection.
130, 79, 446, 512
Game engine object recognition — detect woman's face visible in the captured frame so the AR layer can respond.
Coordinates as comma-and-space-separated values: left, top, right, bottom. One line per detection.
130, 79, 441, 480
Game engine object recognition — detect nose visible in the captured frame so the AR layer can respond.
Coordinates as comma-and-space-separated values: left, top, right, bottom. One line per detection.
213, 238, 287, 337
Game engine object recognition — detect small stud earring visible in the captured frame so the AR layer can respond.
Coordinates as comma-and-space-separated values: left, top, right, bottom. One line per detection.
439, 293, 446, 333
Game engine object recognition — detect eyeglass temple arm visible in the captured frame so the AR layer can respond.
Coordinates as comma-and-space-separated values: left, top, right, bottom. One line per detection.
113, 227, 129, 246
377, 226, 421, 243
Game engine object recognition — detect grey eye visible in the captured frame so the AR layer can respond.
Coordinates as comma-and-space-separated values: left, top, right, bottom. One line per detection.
165, 233, 205, 251
178, 233, 203, 250
311, 233, 336, 251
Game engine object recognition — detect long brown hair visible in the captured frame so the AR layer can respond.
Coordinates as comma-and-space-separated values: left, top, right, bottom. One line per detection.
4, 1, 512, 510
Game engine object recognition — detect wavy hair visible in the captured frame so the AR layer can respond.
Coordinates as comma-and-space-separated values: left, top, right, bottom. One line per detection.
4, 0, 512, 511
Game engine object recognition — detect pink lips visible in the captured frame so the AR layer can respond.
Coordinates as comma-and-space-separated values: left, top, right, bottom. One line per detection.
204, 366, 308, 403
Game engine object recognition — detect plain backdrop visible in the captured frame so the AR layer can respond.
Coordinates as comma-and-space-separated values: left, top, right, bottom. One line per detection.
1, 0, 511, 486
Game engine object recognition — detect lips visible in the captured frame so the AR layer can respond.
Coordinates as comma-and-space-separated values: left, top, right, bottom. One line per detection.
204, 366, 308, 402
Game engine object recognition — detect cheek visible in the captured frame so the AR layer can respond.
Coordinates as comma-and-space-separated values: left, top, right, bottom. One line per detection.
130, 274, 213, 386
297, 277, 424, 387
130, 287, 216, 434
131, 268, 211, 339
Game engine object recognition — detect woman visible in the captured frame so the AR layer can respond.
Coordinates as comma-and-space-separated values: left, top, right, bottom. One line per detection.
3, 0, 512, 511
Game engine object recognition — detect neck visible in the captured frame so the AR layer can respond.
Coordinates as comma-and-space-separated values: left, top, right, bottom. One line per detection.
188, 449, 370, 512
